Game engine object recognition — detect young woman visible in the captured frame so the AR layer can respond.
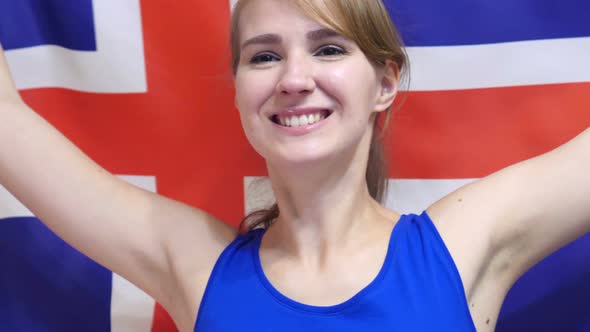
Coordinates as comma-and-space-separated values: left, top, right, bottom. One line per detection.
0, 0, 588, 331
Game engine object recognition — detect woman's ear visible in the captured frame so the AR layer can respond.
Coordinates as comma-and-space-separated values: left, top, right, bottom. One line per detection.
375, 60, 400, 112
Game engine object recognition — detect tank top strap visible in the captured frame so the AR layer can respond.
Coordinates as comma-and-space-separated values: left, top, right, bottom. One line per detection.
382, 210, 476, 331
194, 227, 263, 329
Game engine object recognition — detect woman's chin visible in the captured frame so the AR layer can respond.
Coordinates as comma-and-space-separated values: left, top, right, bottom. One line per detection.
265, 150, 333, 167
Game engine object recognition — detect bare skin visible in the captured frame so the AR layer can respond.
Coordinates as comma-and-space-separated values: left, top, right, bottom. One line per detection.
1, 0, 589, 331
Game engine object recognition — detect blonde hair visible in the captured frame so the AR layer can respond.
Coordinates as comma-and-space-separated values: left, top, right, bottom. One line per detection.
232, 0, 408, 233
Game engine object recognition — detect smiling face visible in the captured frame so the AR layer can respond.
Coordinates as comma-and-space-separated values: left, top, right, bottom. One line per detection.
234, 0, 397, 167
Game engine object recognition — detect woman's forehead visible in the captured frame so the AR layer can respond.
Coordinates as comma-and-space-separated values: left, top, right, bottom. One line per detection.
238, 0, 333, 41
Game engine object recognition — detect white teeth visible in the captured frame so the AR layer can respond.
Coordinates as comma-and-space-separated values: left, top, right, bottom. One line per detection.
299, 115, 308, 126
278, 111, 329, 127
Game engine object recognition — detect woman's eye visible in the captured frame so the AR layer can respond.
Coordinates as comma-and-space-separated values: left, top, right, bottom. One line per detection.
250, 53, 280, 64
315, 46, 345, 57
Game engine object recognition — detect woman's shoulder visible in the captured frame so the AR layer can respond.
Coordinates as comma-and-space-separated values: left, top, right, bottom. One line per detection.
424, 200, 508, 332
174, 220, 267, 332
155, 205, 239, 332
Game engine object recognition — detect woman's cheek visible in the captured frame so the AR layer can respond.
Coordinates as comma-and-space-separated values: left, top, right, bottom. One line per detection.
237, 74, 274, 112
238, 110, 264, 154
322, 68, 350, 100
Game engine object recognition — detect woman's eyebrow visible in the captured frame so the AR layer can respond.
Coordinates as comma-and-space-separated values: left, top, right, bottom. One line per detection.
241, 34, 281, 50
241, 28, 344, 50
306, 28, 342, 41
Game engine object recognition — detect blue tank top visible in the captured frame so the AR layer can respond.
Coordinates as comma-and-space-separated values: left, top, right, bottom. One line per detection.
194, 211, 477, 331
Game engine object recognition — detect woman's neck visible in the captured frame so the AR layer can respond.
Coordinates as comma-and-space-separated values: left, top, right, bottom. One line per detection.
264, 154, 391, 265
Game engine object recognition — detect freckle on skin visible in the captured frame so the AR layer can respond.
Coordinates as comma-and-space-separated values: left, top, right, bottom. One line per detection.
486, 319, 490, 324
458, 198, 463, 202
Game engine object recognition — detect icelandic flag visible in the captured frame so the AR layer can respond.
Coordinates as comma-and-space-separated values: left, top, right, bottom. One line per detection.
1, 0, 589, 332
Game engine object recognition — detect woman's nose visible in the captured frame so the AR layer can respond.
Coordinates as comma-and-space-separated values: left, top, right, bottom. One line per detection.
275, 54, 316, 95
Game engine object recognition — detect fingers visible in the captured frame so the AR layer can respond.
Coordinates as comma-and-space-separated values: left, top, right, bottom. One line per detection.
0, 41, 21, 103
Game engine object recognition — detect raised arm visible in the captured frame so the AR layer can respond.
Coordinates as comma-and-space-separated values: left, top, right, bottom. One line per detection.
428, 127, 590, 290
0, 44, 236, 327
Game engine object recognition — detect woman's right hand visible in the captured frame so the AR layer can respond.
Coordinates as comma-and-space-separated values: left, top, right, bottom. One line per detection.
0, 42, 23, 105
